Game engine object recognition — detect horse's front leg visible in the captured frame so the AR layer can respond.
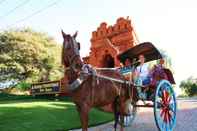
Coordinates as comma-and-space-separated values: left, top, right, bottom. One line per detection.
120, 101, 125, 131
76, 104, 90, 131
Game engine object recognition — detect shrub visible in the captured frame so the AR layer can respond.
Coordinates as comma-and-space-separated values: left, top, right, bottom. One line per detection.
16, 82, 31, 91
180, 77, 197, 97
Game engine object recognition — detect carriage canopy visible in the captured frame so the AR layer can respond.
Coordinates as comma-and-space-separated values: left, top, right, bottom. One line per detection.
117, 42, 162, 63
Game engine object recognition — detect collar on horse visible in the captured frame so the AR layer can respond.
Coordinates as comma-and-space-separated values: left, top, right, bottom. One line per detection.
68, 74, 85, 91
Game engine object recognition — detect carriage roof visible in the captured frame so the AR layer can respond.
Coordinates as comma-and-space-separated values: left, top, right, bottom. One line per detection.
117, 42, 162, 63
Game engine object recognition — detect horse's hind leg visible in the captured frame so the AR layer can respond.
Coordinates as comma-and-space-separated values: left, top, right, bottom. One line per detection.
114, 111, 119, 131
113, 96, 120, 131
76, 104, 90, 131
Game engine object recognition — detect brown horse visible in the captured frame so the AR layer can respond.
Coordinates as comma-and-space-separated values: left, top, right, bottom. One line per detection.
61, 30, 137, 131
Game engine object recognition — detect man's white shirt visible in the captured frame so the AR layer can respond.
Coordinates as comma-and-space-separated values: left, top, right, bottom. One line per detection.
136, 64, 149, 79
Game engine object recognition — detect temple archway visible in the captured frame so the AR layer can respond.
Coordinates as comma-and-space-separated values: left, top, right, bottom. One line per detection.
102, 54, 115, 68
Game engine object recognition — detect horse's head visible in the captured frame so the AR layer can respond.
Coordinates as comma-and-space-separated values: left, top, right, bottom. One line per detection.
61, 30, 83, 73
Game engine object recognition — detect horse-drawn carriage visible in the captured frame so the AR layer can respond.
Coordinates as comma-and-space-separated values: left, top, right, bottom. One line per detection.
117, 42, 177, 131
61, 31, 176, 131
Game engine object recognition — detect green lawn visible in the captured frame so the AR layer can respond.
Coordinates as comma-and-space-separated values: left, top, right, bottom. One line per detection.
0, 94, 113, 131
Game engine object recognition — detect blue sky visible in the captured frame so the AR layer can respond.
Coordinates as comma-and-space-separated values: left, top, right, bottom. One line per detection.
0, 0, 197, 89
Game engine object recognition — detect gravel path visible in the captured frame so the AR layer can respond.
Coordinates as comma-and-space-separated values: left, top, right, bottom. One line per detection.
70, 99, 197, 131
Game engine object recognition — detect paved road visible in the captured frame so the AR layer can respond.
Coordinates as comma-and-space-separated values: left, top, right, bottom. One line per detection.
71, 99, 197, 131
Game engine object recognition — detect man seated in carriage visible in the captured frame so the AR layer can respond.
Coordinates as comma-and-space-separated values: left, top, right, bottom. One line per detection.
134, 54, 151, 86
134, 56, 170, 99
133, 54, 151, 99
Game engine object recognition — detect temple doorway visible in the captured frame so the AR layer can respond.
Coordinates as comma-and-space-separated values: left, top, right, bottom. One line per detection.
102, 54, 115, 68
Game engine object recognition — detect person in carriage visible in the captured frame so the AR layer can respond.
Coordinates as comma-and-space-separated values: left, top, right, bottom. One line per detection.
133, 54, 151, 99
134, 55, 169, 100
134, 54, 151, 85
150, 58, 168, 85
119, 58, 133, 81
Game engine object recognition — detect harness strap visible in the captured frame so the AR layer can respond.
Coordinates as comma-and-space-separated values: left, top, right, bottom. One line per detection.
70, 55, 79, 65
65, 54, 80, 72
95, 74, 130, 84
68, 72, 87, 91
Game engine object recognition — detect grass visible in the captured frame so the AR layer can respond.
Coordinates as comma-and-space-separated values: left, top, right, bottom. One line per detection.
0, 93, 33, 101
0, 93, 113, 131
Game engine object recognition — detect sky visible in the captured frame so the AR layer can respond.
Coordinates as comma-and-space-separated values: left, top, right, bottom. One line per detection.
0, 0, 197, 90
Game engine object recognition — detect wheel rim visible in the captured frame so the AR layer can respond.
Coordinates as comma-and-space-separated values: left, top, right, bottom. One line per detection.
154, 80, 176, 131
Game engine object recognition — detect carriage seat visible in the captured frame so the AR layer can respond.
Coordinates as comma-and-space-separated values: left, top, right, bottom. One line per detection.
150, 67, 175, 86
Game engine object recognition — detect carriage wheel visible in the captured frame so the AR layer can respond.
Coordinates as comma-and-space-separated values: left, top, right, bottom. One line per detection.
154, 80, 177, 131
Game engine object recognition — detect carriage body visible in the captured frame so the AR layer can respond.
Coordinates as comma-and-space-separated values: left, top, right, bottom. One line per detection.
117, 42, 175, 99
117, 42, 177, 131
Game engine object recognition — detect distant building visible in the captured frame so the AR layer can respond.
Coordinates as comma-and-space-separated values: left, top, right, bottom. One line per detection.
83, 17, 138, 68
190, 78, 197, 83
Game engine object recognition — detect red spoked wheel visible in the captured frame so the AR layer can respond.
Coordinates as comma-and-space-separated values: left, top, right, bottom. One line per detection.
154, 80, 177, 131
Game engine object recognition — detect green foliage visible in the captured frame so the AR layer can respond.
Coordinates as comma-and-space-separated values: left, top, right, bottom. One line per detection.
0, 28, 63, 84
16, 82, 31, 91
159, 49, 172, 69
180, 77, 197, 97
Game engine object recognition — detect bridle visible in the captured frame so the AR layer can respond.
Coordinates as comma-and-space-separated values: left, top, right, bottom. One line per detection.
66, 54, 81, 72
63, 37, 82, 73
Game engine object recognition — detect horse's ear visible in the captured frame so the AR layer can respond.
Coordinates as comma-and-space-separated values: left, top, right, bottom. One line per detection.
61, 29, 67, 38
73, 31, 78, 38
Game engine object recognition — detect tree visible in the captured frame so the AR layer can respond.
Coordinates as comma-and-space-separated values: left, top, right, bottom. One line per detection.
180, 77, 197, 97
148, 49, 173, 72
159, 49, 172, 68
0, 28, 63, 86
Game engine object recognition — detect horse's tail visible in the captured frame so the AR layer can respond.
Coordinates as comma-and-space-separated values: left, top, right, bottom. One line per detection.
113, 96, 120, 130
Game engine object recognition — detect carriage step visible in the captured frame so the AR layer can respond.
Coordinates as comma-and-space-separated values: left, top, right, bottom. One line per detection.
135, 104, 153, 108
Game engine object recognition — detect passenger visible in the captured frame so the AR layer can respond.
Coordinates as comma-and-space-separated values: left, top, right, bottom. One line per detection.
150, 58, 168, 84
156, 58, 165, 70
119, 59, 134, 127
133, 54, 150, 100
119, 58, 133, 81
125, 58, 132, 67
134, 54, 151, 86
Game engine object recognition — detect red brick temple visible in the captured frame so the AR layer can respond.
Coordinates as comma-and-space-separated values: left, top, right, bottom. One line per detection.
83, 17, 137, 67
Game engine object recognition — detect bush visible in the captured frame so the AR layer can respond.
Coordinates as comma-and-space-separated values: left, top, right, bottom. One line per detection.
180, 77, 197, 97
16, 82, 31, 91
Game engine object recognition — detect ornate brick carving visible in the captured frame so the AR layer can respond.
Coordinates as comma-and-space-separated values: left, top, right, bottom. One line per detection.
83, 17, 135, 67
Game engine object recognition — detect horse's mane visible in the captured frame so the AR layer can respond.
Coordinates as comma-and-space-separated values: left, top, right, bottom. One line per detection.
61, 41, 65, 65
